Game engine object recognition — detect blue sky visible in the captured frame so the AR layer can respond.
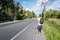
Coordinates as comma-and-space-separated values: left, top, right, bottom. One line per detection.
15, 0, 60, 16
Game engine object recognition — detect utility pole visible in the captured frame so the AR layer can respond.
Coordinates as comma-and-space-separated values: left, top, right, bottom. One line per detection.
42, 0, 48, 19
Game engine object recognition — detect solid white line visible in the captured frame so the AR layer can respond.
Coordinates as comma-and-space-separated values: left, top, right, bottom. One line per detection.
11, 22, 33, 40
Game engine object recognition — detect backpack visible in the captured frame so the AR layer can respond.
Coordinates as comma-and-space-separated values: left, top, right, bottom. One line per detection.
40, 18, 44, 24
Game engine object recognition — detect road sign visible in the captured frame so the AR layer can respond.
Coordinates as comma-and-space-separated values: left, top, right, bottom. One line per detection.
25, 12, 28, 16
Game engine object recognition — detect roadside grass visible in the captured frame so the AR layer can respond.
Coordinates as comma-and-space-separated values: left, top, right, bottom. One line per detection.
48, 19, 60, 25
43, 20, 60, 40
53, 19, 60, 25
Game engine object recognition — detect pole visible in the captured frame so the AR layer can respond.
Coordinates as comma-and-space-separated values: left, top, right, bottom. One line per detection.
42, 4, 46, 20
44, 4, 46, 20
42, 0, 47, 20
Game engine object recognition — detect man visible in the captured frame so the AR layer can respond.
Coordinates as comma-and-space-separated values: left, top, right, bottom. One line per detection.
36, 17, 44, 34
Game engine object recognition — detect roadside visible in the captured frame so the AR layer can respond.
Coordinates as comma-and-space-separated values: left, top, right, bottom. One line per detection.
44, 19, 60, 40
11, 19, 46, 40
0, 20, 29, 27
0, 20, 19, 27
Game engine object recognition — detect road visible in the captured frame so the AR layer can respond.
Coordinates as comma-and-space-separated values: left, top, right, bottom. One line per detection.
0, 19, 46, 40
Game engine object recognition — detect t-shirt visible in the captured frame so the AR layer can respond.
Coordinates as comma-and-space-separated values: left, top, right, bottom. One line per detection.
37, 18, 40, 25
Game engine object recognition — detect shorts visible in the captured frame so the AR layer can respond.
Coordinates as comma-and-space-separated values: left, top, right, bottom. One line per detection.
37, 25, 42, 32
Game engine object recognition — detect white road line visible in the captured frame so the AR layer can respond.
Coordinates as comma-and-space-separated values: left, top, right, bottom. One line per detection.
11, 22, 33, 40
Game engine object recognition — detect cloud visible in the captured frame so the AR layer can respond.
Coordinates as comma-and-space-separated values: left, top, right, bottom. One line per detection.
27, 0, 44, 16
25, 8, 31, 11
24, 0, 49, 12
46, 0, 60, 11
23, 1, 26, 4
31, 0, 60, 16
30, 0, 42, 11
30, 0, 49, 12
23, 0, 60, 16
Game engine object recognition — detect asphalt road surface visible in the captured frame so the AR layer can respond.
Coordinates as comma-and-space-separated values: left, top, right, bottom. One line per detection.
0, 19, 46, 40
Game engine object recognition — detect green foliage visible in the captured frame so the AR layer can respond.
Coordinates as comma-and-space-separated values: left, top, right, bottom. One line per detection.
44, 19, 60, 40
52, 19, 60, 25
45, 10, 60, 19
0, 0, 36, 22
0, 0, 15, 21
39, 9, 60, 19
26, 10, 36, 18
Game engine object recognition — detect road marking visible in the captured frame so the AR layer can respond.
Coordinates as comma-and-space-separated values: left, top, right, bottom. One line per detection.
0, 21, 25, 29
11, 22, 33, 40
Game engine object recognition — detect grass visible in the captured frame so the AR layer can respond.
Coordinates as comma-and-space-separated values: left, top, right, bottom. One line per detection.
48, 19, 60, 25
43, 20, 60, 40
53, 19, 60, 25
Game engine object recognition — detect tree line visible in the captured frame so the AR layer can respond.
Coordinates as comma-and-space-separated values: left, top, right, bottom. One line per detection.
39, 9, 60, 19
0, 0, 36, 21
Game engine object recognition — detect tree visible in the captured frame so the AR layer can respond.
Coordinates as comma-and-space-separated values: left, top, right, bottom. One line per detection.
31, 11, 36, 18
0, 0, 15, 21
39, 9, 60, 19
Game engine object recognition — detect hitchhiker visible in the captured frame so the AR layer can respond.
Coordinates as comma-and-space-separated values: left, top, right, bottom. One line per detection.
36, 17, 44, 34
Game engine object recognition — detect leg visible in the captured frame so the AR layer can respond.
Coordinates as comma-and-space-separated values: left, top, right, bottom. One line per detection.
39, 30, 41, 34
35, 29, 39, 34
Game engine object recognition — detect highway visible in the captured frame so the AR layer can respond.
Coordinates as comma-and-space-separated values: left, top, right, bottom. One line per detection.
0, 19, 46, 40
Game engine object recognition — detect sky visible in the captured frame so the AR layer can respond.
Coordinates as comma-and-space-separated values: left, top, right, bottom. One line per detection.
15, 0, 60, 16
